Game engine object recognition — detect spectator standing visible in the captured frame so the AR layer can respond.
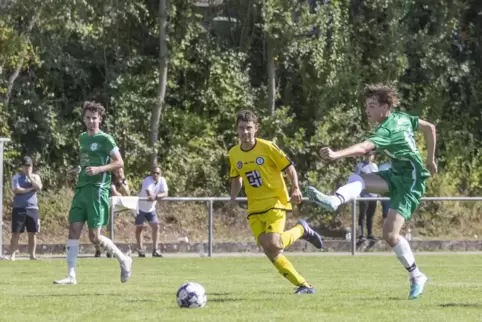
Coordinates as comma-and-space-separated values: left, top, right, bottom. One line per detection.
9, 156, 43, 260
136, 166, 168, 258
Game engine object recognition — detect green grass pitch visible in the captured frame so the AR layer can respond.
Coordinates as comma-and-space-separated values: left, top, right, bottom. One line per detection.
1, 254, 482, 321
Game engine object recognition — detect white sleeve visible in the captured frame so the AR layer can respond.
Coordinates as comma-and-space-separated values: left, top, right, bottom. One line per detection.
160, 177, 168, 193
109, 146, 120, 157
141, 177, 153, 192
372, 164, 379, 172
12, 174, 19, 190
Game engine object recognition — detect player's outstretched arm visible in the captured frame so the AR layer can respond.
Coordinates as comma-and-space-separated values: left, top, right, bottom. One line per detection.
319, 141, 376, 161
284, 165, 302, 204
418, 119, 437, 176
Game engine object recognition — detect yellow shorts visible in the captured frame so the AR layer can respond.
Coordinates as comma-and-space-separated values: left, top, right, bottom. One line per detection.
248, 209, 286, 244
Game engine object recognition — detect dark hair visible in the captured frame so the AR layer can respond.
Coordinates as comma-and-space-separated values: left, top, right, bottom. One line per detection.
364, 84, 400, 108
151, 166, 161, 173
235, 110, 258, 127
82, 101, 106, 117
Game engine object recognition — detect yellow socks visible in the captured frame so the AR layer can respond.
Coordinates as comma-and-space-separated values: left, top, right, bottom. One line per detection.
272, 255, 308, 287
280, 224, 304, 248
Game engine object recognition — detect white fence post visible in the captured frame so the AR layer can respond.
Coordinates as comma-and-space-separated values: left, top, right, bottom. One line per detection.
208, 199, 213, 257
0, 138, 10, 256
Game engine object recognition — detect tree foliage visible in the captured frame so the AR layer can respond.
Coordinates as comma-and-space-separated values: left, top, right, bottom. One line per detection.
1, 0, 482, 233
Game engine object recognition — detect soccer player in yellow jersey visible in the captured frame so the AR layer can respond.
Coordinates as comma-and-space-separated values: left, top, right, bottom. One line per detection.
227, 110, 323, 294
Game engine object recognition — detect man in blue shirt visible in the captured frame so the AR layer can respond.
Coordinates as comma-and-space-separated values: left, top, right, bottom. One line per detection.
9, 156, 43, 260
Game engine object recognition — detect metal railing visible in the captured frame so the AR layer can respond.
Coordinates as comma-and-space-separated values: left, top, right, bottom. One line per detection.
109, 196, 482, 257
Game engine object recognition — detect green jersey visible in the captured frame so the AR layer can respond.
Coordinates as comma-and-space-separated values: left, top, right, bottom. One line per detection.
367, 111, 430, 178
77, 131, 118, 188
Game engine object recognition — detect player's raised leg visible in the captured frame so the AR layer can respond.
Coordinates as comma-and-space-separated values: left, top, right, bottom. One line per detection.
306, 173, 388, 211
89, 186, 132, 283
90, 228, 132, 283
253, 211, 317, 295
281, 219, 324, 250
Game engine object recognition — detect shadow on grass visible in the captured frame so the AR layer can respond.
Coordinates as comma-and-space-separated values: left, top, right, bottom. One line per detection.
439, 303, 481, 308
125, 298, 157, 303
359, 296, 404, 301
23, 293, 122, 297
209, 298, 242, 303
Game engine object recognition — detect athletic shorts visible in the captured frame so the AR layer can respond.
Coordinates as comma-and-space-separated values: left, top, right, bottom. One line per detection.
248, 209, 287, 244
69, 185, 110, 228
377, 169, 428, 220
12, 208, 40, 233
135, 210, 159, 225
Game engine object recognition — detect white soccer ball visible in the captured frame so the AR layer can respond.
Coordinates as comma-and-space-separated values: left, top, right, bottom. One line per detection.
176, 282, 207, 308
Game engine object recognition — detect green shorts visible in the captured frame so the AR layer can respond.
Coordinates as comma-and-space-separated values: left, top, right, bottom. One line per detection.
69, 185, 110, 228
377, 170, 428, 220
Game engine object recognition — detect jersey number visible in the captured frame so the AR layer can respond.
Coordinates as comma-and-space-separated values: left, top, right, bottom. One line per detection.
246, 170, 262, 188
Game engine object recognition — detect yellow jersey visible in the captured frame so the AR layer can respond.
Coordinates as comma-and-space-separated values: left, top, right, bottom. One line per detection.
228, 138, 293, 215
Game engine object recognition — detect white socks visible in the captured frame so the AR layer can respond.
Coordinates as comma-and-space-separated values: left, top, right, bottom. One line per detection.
66, 239, 79, 278
335, 174, 366, 205
99, 236, 126, 262
392, 236, 421, 278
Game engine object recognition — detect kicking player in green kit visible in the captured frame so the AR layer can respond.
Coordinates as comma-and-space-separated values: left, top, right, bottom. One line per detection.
306, 84, 437, 300
54, 101, 132, 285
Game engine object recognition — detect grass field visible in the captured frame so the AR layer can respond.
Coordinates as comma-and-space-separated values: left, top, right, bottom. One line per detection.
1, 254, 482, 321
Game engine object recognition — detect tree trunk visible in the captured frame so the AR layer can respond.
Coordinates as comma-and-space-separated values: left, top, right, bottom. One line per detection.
266, 34, 276, 116
149, 0, 168, 167
3, 6, 43, 109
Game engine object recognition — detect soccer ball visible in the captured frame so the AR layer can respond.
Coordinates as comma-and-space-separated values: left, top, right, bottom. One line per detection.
176, 282, 207, 308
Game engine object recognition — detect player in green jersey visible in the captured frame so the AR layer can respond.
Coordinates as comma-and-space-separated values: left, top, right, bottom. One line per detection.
54, 101, 132, 285
306, 84, 437, 300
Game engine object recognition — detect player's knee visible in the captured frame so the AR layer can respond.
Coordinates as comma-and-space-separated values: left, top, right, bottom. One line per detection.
349, 173, 366, 189
382, 229, 398, 246
88, 230, 102, 245
258, 234, 283, 253
89, 235, 101, 245
68, 225, 82, 239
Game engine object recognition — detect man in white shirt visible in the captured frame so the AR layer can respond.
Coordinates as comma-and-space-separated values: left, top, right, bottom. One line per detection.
136, 166, 168, 257
378, 161, 392, 221
354, 153, 379, 241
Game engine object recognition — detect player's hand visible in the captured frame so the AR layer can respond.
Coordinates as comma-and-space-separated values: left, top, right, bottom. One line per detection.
85, 166, 100, 176
426, 159, 438, 176
290, 187, 302, 204
319, 147, 339, 161
224, 199, 237, 215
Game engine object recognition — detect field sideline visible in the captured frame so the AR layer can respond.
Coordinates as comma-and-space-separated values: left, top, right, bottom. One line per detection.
1, 254, 482, 321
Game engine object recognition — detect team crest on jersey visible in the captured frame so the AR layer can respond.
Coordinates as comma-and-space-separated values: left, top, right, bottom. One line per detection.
236, 161, 243, 169
256, 157, 264, 165
90, 143, 98, 151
